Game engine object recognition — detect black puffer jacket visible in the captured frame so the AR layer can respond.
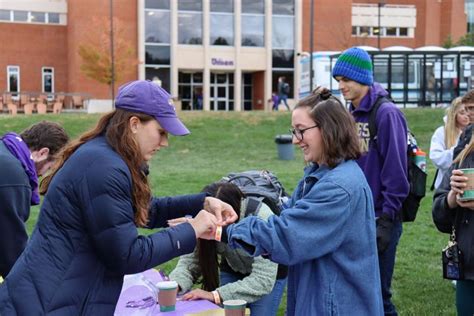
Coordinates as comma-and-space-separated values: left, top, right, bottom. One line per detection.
432, 155, 474, 280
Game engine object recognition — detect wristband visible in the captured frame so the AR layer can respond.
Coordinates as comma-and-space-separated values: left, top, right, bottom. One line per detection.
215, 225, 222, 242
212, 290, 221, 304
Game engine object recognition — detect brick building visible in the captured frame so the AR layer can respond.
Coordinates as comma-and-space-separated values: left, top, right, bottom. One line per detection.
0, 0, 469, 112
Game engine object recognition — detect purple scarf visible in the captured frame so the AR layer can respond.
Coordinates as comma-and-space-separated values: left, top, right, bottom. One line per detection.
1, 132, 40, 205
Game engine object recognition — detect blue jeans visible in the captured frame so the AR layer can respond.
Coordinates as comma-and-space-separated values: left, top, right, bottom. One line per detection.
220, 271, 287, 316
378, 220, 402, 316
276, 95, 290, 111
456, 280, 474, 316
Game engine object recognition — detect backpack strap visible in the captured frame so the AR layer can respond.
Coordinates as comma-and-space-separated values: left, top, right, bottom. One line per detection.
244, 197, 263, 217
368, 96, 392, 144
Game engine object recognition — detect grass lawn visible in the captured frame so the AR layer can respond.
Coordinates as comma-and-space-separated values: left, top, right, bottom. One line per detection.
0, 107, 456, 315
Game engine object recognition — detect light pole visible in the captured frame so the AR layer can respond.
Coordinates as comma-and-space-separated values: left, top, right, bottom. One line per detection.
110, 0, 115, 106
377, 0, 386, 49
309, 0, 314, 91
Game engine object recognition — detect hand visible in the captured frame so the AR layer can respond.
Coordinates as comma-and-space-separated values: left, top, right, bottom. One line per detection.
204, 197, 238, 225
188, 210, 218, 239
181, 289, 214, 302
448, 169, 474, 210
450, 169, 468, 196
376, 214, 393, 253
167, 217, 190, 227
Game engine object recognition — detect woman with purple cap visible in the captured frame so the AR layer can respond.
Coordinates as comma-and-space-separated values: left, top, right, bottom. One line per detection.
0, 80, 238, 315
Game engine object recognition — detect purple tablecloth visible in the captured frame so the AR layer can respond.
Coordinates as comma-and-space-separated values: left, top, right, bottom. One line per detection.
114, 269, 221, 316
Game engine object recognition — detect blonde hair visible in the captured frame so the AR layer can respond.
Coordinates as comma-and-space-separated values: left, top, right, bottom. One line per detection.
444, 97, 464, 149
455, 134, 474, 167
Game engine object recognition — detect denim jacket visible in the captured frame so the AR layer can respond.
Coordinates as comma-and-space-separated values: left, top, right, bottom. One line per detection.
226, 160, 383, 315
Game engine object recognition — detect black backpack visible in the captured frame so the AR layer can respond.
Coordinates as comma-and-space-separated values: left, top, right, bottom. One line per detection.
368, 97, 427, 222
222, 170, 289, 217
222, 170, 290, 279
283, 83, 290, 95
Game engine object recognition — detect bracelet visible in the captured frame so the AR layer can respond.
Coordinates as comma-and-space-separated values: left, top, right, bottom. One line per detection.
212, 290, 221, 304
215, 225, 222, 242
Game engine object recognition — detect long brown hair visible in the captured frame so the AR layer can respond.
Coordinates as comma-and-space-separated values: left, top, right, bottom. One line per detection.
294, 86, 361, 167
197, 182, 244, 291
40, 109, 154, 227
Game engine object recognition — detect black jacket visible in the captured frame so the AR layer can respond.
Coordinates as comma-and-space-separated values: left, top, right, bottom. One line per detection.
432, 155, 474, 280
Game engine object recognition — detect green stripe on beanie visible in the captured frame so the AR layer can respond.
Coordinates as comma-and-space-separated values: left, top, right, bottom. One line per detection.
337, 54, 372, 71
332, 47, 374, 86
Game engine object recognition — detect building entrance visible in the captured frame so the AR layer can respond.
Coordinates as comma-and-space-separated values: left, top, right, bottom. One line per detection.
210, 72, 233, 111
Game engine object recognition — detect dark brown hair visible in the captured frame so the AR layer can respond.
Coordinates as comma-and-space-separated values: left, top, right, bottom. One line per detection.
461, 89, 474, 104
40, 109, 154, 227
197, 182, 244, 291
20, 121, 69, 158
294, 86, 361, 167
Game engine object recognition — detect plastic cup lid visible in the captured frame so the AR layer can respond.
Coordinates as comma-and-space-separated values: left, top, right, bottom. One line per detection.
223, 299, 247, 309
156, 281, 178, 290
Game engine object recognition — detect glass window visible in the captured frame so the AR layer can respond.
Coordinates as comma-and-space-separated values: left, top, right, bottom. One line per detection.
242, 15, 264, 47
242, 0, 264, 14
145, 0, 169, 10
373, 27, 380, 36
272, 16, 294, 48
210, 0, 233, 12
272, 0, 294, 15
0, 10, 10, 21
31, 12, 45, 23
178, 1, 202, 11
272, 49, 294, 68
399, 28, 408, 36
13, 11, 28, 22
178, 12, 202, 44
360, 26, 370, 36
146, 11, 170, 43
42, 68, 54, 93
145, 45, 170, 65
178, 72, 203, 111
272, 71, 293, 98
48, 13, 60, 24
145, 67, 170, 91
352, 26, 357, 35
210, 14, 234, 46
7, 66, 20, 93
386, 27, 396, 36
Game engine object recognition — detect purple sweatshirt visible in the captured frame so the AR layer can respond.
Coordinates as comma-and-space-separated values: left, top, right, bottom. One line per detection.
349, 83, 409, 220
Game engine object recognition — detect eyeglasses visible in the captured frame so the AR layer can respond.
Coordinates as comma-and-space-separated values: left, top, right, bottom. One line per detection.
289, 125, 319, 141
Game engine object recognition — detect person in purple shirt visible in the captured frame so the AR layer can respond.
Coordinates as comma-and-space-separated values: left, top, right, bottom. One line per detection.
333, 46, 409, 316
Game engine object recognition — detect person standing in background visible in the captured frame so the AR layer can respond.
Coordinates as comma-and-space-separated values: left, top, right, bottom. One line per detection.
332, 46, 409, 316
430, 97, 469, 190
432, 137, 474, 315
0, 121, 69, 278
276, 76, 291, 111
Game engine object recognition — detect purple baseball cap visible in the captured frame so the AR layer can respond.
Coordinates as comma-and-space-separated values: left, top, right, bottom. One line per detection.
115, 80, 190, 136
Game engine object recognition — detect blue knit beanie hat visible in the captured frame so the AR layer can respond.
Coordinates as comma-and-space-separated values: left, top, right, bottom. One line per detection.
332, 47, 373, 86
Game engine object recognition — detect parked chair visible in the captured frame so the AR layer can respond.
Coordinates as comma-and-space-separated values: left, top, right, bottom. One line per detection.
5, 94, 17, 116
37, 102, 47, 114
24, 102, 34, 115
53, 95, 65, 114
72, 95, 83, 109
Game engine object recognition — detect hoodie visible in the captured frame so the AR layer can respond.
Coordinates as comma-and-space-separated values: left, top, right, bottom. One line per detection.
350, 83, 409, 220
